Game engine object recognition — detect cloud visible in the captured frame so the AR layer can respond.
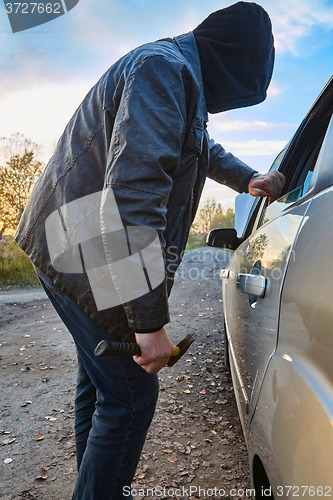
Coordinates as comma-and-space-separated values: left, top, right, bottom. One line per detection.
2, 0, 331, 94
222, 140, 287, 157
267, 81, 284, 97
0, 1, 217, 93
208, 116, 294, 133
265, 0, 333, 54
200, 181, 237, 207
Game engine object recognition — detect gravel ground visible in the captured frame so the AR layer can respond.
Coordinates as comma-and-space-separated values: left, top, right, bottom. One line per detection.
0, 247, 252, 500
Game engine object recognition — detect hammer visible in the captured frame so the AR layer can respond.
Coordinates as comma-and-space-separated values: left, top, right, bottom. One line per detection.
94, 334, 194, 367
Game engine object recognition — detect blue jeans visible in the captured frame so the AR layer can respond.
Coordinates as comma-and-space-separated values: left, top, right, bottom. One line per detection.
38, 273, 159, 500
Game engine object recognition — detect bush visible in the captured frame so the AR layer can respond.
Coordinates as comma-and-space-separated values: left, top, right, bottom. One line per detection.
186, 230, 206, 250
0, 236, 39, 286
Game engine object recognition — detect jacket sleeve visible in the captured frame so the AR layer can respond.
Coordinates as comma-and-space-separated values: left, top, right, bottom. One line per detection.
207, 137, 256, 193
101, 54, 191, 332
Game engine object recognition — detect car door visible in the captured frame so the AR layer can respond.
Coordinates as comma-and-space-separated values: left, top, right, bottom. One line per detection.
223, 78, 333, 434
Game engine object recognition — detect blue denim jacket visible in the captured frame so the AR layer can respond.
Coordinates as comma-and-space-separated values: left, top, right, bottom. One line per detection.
15, 32, 255, 341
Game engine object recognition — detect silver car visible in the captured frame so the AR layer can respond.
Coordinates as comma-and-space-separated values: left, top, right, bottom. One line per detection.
208, 76, 333, 499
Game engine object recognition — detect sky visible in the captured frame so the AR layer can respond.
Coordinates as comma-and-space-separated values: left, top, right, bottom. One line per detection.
0, 0, 332, 208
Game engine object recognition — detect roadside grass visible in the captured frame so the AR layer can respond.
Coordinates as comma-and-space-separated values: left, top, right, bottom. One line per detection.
0, 237, 39, 286
186, 230, 206, 250
0, 229, 207, 287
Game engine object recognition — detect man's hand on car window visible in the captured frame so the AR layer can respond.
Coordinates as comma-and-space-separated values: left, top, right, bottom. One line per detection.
248, 171, 286, 204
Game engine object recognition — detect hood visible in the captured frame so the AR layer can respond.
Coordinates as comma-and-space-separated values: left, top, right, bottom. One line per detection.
193, 1, 274, 114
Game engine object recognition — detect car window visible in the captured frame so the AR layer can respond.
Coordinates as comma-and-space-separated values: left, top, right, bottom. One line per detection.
268, 147, 288, 172
255, 110, 333, 229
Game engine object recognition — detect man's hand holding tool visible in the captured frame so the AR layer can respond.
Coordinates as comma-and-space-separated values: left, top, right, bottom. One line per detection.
94, 330, 194, 373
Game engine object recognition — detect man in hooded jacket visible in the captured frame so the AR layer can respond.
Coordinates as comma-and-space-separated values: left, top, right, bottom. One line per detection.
15, 2, 285, 498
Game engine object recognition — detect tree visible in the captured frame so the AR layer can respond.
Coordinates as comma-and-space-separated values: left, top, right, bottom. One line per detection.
193, 200, 235, 236
209, 206, 235, 231
246, 233, 268, 261
0, 134, 44, 236
193, 200, 224, 235
0, 132, 42, 163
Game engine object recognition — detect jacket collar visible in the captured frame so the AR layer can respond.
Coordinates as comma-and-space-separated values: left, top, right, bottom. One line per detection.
173, 32, 208, 123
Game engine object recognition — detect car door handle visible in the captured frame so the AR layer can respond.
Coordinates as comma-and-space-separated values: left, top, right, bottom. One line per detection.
220, 268, 230, 279
237, 273, 267, 298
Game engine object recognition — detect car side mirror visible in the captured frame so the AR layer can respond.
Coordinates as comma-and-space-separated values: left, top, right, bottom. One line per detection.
206, 228, 240, 250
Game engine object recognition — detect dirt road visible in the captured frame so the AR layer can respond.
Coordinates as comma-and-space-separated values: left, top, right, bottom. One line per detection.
0, 247, 251, 500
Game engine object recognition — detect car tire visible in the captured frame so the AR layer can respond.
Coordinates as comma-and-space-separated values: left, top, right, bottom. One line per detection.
223, 322, 230, 371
